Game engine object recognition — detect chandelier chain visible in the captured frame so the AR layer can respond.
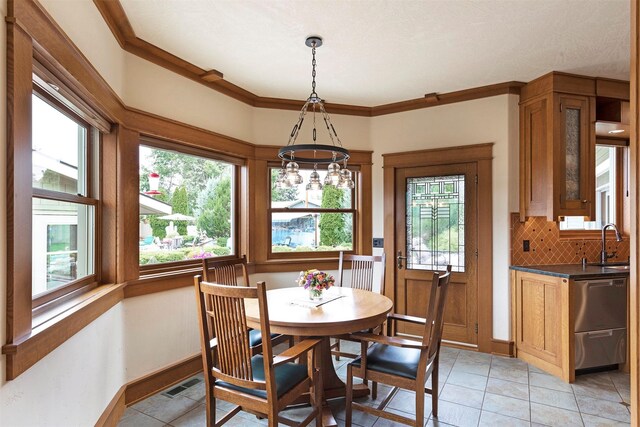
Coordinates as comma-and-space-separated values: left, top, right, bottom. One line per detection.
311, 44, 317, 97
286, 100, 310, 146
319, 102, 343, 147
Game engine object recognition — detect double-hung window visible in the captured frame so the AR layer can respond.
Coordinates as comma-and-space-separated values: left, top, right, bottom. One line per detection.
31, 88, 99, 307
269, 166, 356, 257
139, 143, 236, 267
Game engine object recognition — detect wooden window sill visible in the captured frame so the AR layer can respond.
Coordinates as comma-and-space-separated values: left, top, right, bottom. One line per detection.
253, 258, 341, 273
2, 283, 124, 380
125, 268, 203, 298
126, 257, 345, 298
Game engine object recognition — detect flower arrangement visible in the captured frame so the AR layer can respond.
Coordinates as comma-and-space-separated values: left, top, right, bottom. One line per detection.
191, 251, 213, 259
298, 269, 335, 300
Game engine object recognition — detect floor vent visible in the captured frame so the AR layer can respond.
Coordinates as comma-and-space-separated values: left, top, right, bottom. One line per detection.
162, 378, 202, 398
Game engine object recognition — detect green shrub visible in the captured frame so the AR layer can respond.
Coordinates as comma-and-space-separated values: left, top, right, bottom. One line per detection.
212, 247, 231, 256
139, 250, 189, 265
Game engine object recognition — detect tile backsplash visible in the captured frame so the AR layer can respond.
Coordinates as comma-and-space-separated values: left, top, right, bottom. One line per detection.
510, 213, 630, 266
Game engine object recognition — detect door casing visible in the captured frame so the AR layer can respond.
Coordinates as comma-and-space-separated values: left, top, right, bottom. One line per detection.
382, 143, 495, 354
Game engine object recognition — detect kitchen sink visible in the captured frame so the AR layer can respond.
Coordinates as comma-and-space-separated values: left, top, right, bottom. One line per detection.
589, 262, 630, 267
603, 265, 630, 271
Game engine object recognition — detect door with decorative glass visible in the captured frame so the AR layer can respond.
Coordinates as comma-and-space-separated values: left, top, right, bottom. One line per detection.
395, 163, 478, 345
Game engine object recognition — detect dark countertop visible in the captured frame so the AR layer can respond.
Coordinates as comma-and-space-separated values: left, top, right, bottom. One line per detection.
510, 264, 630, 280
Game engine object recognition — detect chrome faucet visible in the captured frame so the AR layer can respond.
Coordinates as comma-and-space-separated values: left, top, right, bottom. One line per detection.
601, 223, 623, 264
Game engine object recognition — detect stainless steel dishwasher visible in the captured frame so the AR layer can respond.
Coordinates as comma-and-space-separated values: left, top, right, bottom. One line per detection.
574, 278, 627, 370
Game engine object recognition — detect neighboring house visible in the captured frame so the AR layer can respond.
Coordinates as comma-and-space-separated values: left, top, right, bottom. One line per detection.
32, 151, 172, 294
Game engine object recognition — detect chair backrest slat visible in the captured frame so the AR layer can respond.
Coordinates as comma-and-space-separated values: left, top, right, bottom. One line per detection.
421, 266, 452, 360
202, 255, 250, 287
338, 252, 386, 293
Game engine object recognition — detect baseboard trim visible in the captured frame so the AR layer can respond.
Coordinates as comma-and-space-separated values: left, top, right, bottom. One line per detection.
125, 354, 203, 406
491, 339, 515, 357
95, 385, 126, 427
96, 354, 203, 426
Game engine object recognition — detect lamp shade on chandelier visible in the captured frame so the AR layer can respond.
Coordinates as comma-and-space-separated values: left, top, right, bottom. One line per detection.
276, 36, 354, 190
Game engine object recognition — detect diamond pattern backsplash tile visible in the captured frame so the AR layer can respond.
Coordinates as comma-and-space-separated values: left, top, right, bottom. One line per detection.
511, 213, 630, 266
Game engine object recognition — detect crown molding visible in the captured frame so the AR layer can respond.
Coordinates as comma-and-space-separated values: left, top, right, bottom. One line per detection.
92, 0, 523, 117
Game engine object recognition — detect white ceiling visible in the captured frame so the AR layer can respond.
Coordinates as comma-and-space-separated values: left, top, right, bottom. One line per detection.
119, 0, 630, 106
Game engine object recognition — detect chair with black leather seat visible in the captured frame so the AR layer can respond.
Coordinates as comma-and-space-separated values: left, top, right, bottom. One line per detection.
331, 252, 386, 360
194, 276, 323, 427
345, 265, 452, 427
202, 256, 293, 354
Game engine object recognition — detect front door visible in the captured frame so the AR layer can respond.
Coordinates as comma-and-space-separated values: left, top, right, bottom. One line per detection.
394, 163, 478, 345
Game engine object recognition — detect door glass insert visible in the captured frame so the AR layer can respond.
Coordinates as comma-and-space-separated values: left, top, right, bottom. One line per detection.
565, 107, 581, 200
406, 175, 465, 272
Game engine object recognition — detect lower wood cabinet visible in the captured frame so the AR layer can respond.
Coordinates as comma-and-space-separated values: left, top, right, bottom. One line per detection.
511, 270, 574, 382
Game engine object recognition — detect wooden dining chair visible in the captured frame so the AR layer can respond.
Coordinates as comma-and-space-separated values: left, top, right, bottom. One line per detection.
331, 252, 386, 360
202, 256, 293, 354
194, 276, 323, 427
345, 265, 452, 427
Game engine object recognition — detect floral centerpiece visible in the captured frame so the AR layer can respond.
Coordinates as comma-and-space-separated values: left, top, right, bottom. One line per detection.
298, 269, 335, 301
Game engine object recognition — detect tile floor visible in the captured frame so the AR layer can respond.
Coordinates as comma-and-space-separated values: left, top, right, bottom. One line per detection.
118, 344, 631, 427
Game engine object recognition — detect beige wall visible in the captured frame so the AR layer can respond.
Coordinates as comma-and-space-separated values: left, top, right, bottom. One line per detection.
370, 95, 519, 340
0, 305, 126, 426
122, 288, 201, 381
39, 0, 126, 98
124, 53, 255, 143
0, 1, 518, 424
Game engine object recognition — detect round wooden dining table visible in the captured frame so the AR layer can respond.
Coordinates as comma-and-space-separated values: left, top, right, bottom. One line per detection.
244, 286, 393, 426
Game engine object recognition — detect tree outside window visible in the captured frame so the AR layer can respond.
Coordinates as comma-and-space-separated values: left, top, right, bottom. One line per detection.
139, 145, 234, 265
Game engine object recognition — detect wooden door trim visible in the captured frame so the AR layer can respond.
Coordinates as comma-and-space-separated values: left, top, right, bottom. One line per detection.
383, 143, 493, 353
630, 0, 639, 424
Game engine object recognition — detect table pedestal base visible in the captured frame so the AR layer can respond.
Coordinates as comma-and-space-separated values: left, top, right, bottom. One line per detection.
317, 337, 369, 426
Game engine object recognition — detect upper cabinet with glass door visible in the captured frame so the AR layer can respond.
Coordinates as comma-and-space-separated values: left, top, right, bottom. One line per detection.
555, 93, 595, 219
519, 72, 628, 222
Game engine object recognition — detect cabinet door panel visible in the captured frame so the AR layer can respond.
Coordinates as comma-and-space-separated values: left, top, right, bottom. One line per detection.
517, 275, 562, 366
521, 97, 551, 218
556, 94, 595, 218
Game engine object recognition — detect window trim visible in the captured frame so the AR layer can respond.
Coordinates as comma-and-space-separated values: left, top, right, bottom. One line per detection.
32, 56, 112, 133
267, 164, 358, 260
31, 279, 99, 317
138, 138, 242, 274
558, 145, 628, 239
250, 148, 372, 269
3, 18, 121, 379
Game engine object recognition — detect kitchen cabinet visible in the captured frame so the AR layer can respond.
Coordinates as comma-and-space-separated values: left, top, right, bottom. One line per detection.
511, 270, 574, 382
519, 72, 596, 221
556, 94, 594, 217
511, 265, 630, 383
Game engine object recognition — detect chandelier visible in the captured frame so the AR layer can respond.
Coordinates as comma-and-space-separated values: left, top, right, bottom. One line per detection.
276, 36, 354, 190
